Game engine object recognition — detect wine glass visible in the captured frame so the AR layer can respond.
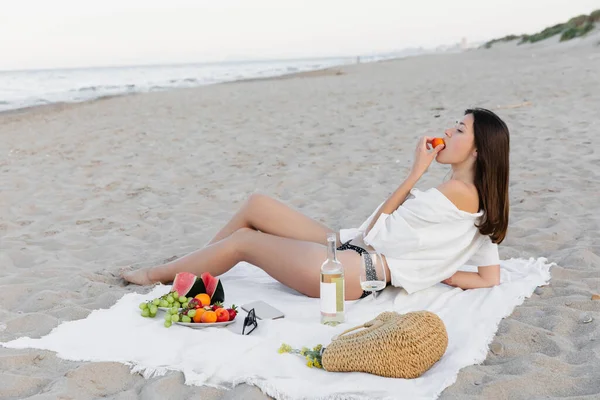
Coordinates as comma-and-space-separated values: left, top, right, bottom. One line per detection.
359, 250, 387, 299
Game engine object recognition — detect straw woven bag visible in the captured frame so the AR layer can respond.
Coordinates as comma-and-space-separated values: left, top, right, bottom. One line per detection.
321, 311, 448, 378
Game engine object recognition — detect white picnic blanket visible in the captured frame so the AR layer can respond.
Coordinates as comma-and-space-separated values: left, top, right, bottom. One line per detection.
1, 257, 553, 400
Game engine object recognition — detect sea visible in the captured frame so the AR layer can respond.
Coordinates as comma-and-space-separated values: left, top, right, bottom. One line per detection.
0, 53, 420, 113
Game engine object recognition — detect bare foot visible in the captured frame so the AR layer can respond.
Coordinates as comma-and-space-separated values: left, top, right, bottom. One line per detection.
120, 267, 154, 286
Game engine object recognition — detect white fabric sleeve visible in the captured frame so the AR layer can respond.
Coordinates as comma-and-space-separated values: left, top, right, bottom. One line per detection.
362, 209, 421, 255
467, 235, 500, 266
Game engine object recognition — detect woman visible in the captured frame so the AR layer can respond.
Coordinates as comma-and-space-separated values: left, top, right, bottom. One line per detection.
122, 108, 509, 300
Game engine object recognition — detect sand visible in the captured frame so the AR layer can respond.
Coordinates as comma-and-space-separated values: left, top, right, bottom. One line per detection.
1, 31, 600, 399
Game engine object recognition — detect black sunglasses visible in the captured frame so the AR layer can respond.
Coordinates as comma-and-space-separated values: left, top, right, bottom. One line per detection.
242, 308, 258, 335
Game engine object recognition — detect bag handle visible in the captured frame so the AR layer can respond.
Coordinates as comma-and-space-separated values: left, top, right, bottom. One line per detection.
331, 319, 384, 341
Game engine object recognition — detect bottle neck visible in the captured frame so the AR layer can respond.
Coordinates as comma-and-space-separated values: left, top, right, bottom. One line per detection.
326, 235, 337, 262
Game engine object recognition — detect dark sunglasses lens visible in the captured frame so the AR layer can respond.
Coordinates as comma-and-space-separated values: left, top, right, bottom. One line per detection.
242, 317, 251, 335
242, 310, 257, 335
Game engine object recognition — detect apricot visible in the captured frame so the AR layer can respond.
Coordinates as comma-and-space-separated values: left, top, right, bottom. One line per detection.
201, 310, 217, 323
430, 138, 445, 149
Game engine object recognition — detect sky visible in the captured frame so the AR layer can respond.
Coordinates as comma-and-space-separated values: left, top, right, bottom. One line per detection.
1, 0, 598, 70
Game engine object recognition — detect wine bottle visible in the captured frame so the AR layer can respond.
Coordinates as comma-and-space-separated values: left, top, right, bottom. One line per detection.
320, 233, 345, 325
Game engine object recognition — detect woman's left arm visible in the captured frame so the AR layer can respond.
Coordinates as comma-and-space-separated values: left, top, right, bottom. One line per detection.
442, 265, 500, 289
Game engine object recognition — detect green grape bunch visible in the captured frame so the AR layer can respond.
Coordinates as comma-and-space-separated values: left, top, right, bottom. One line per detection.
139, 291, 195, 325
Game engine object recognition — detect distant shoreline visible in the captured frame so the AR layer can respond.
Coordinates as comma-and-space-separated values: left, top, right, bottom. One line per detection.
0, 55, 416, 117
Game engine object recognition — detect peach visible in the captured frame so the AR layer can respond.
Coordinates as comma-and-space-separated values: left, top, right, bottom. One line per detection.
216, 308, 229, 322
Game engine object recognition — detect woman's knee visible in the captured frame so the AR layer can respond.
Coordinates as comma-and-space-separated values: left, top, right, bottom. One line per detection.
246, 192, 269, 209
229, 227, 255, 259
243, 193, 272, 225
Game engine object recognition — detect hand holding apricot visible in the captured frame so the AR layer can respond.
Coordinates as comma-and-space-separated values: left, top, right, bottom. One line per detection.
411, 136, 445, 177
428, 138, 445, 150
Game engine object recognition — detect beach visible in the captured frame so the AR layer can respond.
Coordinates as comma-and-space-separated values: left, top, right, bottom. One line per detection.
1, 31, 600, 399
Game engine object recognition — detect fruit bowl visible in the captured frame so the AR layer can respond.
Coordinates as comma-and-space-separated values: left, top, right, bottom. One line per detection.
138, 272, 238, 328
175, 320, 235, 329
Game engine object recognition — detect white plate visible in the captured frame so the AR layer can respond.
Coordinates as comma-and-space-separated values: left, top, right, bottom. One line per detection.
175, 320, 236, 329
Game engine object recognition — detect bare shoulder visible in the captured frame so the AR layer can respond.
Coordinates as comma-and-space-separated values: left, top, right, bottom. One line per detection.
436, 180, 480, 214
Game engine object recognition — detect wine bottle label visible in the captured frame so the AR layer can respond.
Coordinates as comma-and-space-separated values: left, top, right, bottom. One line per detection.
333, 277, 344, 312
320, 281, 337, 315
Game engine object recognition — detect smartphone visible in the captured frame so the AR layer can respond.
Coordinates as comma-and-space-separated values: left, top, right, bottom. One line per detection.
241, 300, 285, 320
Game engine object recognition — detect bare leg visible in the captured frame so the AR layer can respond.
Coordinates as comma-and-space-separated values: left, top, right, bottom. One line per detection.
206, 193, 339, 246
121, 194, 341, 285
121, 234, 242, 285
122, 227, 365, 300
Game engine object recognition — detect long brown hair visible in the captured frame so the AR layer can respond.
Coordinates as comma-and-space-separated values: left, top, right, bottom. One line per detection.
466, 108, 510, 244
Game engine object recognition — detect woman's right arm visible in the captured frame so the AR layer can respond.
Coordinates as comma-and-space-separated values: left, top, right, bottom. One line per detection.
364, 136, 444, 237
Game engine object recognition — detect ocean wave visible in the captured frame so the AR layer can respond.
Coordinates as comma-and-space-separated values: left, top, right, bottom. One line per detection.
169, 78, 199, 84
69, 84, 130, 93
149, 86, 171, 91
74, 86, 99, 92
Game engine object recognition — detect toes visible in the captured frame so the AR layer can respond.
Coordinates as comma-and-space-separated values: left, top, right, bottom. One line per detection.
118, 266, 133, 278
119, 268, 154, 286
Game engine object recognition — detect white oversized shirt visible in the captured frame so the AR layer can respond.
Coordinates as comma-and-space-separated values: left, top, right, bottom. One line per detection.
339, 187, 500, 294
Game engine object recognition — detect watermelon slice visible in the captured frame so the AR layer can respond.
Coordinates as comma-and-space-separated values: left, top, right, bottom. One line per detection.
171, 272, 225, 303
172, 272, 205, 298
201, 272, 225, 303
